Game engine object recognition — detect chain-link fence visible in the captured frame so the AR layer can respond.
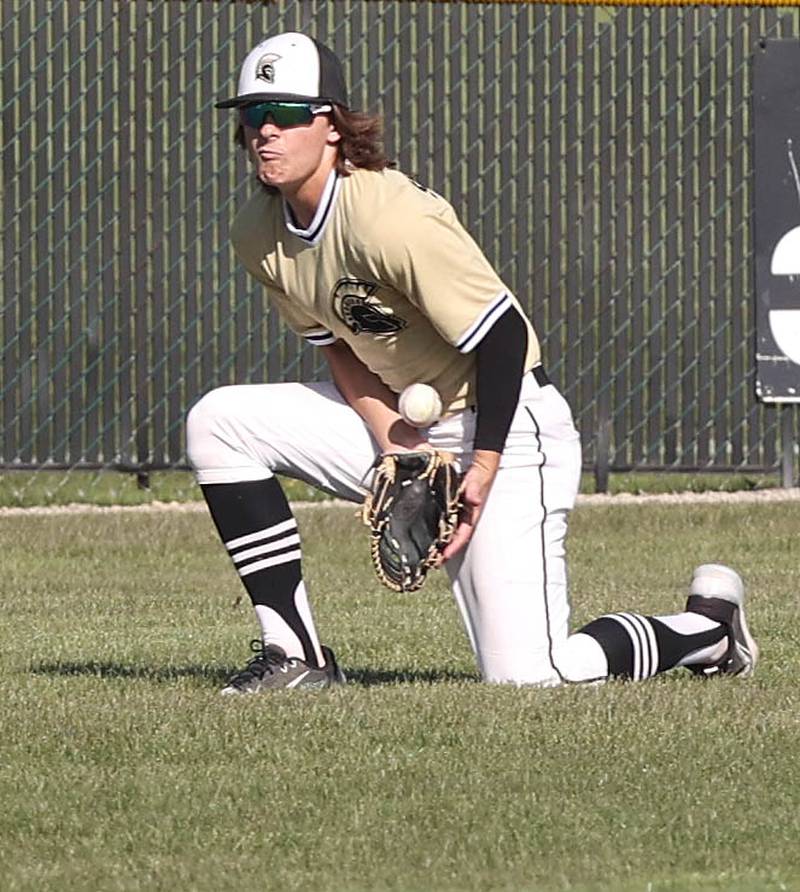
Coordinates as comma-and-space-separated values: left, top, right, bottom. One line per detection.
2, 0, 799, 497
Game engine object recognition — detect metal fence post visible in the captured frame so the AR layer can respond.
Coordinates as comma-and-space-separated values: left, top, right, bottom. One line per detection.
781, 407, 796, 488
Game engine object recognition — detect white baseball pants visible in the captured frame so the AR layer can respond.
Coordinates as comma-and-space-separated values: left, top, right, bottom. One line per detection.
187, 371, 587, 685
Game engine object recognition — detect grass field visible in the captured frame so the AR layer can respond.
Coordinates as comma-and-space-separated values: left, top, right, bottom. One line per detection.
2, 499, 799, 891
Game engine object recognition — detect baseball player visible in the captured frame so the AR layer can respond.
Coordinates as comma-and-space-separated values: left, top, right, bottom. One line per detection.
187, 32, 758, 693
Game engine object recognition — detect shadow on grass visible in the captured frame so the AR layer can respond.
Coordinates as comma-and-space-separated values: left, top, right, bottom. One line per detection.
30, 661, 231, 684
343, 667, 478, 686
30, 661, 479, 687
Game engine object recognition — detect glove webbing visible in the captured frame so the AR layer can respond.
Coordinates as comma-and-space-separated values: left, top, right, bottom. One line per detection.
362, 451, 461, 592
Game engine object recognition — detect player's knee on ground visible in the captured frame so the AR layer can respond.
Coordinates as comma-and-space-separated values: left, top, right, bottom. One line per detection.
552, 633, 610, 683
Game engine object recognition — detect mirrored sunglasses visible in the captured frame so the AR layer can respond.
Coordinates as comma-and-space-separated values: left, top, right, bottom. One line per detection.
239, 102, 332, 129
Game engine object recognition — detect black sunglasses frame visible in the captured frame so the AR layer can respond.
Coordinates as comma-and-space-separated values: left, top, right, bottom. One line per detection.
239, 102, 332, 129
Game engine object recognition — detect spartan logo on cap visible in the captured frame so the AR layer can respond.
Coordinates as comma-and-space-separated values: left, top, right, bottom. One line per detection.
332, 278, 407, 336
256, 53, 281, 84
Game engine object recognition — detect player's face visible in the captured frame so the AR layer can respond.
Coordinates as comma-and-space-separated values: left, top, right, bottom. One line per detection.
241, 103, 340, 192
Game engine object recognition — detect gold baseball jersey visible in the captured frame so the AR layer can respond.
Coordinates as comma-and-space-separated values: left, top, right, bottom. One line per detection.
231, 168, 540, 412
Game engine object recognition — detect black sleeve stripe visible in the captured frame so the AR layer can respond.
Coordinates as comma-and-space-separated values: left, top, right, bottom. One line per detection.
455, 291, 512, 353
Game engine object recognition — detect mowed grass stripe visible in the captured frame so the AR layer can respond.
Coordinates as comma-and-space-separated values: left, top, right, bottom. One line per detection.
1, 503, 798, 891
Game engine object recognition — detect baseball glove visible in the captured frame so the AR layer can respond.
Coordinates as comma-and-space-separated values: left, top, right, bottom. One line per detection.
362, 450, 462, 593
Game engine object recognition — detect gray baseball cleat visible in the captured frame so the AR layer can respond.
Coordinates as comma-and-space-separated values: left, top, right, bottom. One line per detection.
221, 641, 346, 695
685, 563, 759, 678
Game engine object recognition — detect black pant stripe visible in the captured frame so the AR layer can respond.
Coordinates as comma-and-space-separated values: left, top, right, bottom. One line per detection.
524, 406, 564, 684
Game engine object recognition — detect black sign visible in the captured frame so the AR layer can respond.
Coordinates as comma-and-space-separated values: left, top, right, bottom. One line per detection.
754, 40, 800, 403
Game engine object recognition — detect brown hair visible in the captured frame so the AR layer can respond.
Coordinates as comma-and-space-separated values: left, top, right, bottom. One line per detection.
331, 105, 393, 174
234, 104, 394, 176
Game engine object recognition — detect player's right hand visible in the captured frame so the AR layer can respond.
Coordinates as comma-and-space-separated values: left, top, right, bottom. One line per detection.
440, 450, 500, 562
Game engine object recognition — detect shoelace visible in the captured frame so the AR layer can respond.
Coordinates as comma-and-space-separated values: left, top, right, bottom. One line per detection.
229, 640, 298, 687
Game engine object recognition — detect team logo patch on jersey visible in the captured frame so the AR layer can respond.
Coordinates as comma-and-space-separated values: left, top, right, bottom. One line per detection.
332, 278, 407, 336
256, 53, 281, 84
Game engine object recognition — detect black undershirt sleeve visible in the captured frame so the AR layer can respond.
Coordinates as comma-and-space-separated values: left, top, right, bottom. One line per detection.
473, 305, 529, 453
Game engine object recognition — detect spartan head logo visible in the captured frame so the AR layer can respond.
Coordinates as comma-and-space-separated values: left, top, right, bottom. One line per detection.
256, 53, 281, 84
332, 278, 407, 336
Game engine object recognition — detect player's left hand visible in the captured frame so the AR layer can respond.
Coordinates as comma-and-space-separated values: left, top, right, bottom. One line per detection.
440, 450, 501, 562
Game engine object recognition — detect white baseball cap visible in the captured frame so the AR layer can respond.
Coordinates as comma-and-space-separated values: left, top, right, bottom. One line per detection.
216, 32, 349, 109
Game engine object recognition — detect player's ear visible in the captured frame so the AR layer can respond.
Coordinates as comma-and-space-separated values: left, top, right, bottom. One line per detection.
326, 105, 342, 146
326, 121, 342, 146
236, 123, 260, 166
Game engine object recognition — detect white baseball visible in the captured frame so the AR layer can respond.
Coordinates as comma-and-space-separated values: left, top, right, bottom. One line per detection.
398, 383, 443, 428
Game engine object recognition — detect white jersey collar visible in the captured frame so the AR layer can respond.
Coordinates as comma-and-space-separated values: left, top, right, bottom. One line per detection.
282, 170, 340, 245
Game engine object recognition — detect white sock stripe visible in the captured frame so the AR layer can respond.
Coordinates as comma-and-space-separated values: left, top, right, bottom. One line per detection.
618, 613, 658, 680
609, 613, 645, 680
224, 518, 297, 551
615, 614, 646, 679
626, 613, 656, 680
292, 581, 324, 667
632, 614, 653, 679
658, 611, 721, 635
255, 603, 306, 662
238, 549, 302, 577
641, 616, 659, 677
231, 533, 301, 564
